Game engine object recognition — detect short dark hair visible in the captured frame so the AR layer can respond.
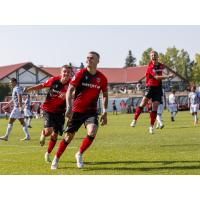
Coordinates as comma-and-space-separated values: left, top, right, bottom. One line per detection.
62, 64, 72, 69
10, 78, 17, 83
89, 51, 100, 59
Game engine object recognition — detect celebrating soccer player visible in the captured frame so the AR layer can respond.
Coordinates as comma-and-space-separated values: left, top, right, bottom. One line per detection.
51, 51, 108, 170
24, 65, 72, 162
130, 50, 173, 134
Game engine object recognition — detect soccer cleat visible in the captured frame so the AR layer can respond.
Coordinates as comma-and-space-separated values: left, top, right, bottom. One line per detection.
75, 152, 84, 168
130, 120, 136, 127
40, 132, 45, 146
45, 152, 51, 163
149, 126, 154, 134
51, 156, 59, 170
28, 125, 32, 128
20, 136, 31, 141
0, 135, 8, 141
160, 124, 165, 129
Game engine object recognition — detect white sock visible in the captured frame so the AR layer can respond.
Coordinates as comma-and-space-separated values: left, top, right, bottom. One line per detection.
156, 114, 163, 126
23, 125, 30, 138
5, 123, 13, 138
173, 112, 176, 118
27, 118, 31, 126
194, 114, 197, 122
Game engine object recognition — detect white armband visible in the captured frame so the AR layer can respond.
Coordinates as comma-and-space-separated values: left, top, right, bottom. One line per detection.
102, 108, 108, 113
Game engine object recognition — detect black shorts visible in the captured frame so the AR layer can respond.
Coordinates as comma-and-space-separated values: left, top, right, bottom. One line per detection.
43, 110, 65, 135
65, 112, 99, 133
113, 106, 117, 111
144, 86, 163, 103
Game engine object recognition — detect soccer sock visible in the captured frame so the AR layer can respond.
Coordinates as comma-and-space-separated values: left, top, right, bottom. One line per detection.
47, 138, 57, 154
156, 114, 163, 126
150, 111, 157, 126
194, 114, 197, 122
79, 135, 95, 154
22, 125, 30, 138
24, 118, 27, 126
56, 139, 69, 158
27, 118, 31, 126
134, 106, 143, 120
5, 123, 13, 137
173, 112, 176, 118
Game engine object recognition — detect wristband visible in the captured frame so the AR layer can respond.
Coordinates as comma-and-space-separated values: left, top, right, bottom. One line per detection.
66, 105, 72, 113
102, 108, 108, 113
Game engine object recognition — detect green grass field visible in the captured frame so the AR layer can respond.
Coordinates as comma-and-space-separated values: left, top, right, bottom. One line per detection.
0, 111, 200, 175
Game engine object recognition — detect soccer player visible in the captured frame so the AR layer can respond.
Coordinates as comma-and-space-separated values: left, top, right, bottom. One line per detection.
130, 50, 173, 134
23, 94, 33, 128
112, 100, 117, 115
51, 51, 108, 170
0, 78, 30, 141
188, 85, 200, 125
168, 90, 178, 122
24, 65, 72, 162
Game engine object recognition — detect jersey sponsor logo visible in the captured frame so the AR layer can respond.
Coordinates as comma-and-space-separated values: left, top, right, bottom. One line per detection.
82, 82, 100, 89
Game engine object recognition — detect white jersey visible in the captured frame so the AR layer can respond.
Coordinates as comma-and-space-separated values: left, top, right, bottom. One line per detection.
168, 93, 176, 104
188, 91, 200, 105
168, 93, 177, 113
12, 86, 23, 108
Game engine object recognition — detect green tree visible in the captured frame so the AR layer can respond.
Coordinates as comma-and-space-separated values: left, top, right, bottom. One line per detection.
124, 50, 136, 67
80, 62, 84, 69
0, 84, 11, 101
192, 53, 200, 83
158, 46, 193, 80
139, 48, 153, 65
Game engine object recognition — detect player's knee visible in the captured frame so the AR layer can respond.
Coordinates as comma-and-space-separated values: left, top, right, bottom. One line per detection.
88, 127, 98, 137
51, 133, 58, 141
64, 132, 74, 143
44, 129, 53, 136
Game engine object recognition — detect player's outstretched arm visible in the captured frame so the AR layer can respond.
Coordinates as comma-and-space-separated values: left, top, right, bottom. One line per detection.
24, 83, 44, 93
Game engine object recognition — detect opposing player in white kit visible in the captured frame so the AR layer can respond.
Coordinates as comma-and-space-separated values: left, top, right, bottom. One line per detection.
0, 78, 30, 141
168, 90, 178, 122
23, 94, 33, 128
188, 86, 200, 125
156, 89, 165, 129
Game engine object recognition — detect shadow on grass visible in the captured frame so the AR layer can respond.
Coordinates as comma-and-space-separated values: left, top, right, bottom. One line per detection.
160, 144, 200, 147
61, 160, 200, 172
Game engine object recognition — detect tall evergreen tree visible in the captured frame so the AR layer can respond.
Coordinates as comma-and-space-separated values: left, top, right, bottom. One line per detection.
125, 50, 136, 67
80, 62, 84, 69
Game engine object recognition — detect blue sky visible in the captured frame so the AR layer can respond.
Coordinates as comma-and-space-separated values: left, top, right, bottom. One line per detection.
0, 25, 200, 68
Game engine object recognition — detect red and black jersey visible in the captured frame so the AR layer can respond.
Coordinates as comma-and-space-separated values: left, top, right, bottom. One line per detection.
41, 76, 71, 113
70, 68, 107, 113
146, 61, 164, 87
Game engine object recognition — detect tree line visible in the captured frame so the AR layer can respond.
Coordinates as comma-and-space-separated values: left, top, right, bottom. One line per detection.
125, 47, 200, 84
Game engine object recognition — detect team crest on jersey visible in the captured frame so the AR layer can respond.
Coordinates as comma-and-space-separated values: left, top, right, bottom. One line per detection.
96, 78, 101, 83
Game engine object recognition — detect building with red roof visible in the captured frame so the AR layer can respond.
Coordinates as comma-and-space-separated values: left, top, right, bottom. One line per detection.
0, 62, 188, 91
